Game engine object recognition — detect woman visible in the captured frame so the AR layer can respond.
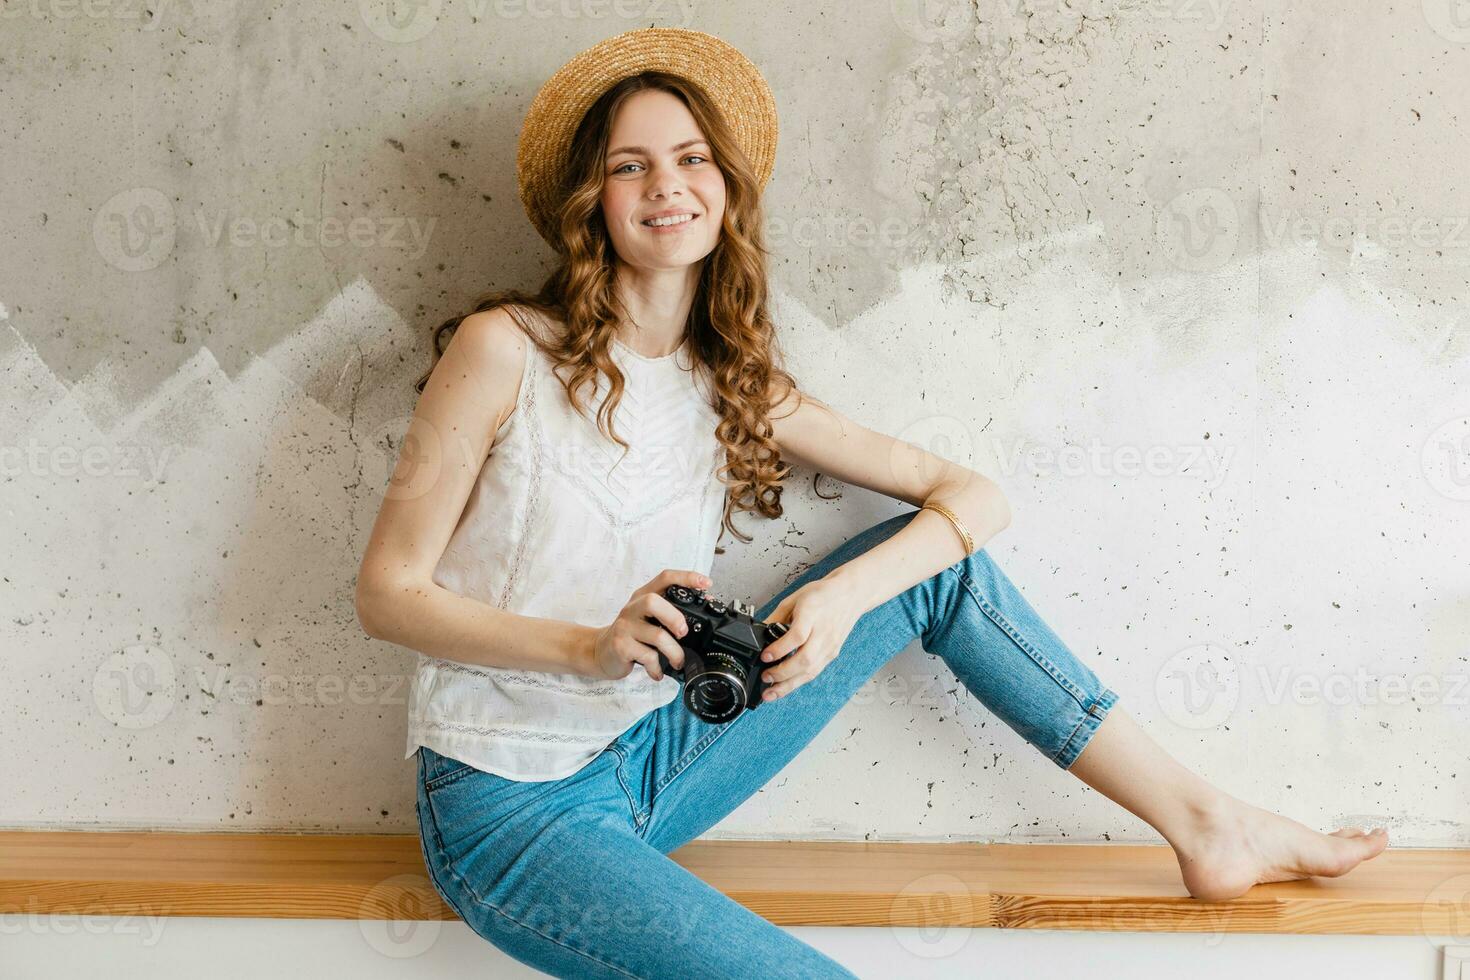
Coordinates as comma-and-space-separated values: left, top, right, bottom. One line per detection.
355, 27, 1388, 979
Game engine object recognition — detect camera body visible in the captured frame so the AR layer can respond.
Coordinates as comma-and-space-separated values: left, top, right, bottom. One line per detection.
647, 584, 792, 723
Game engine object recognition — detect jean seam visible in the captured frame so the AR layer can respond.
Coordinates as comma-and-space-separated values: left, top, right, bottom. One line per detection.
952, 564, 1088, 707
424, 762, 476, 794
1052, 688, 1119, 767
416, 797, 471, 920
1054, 710, 1091, 766
418, 765, 642, 979
415, 753, 474, 921
642, 718, 738, 832
609, 743, 649, 829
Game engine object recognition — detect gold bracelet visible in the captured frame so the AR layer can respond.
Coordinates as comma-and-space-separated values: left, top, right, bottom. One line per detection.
921, 500, 974, 558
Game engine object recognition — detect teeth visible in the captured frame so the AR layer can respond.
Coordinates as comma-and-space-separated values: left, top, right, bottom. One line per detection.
643, 213, 695, 227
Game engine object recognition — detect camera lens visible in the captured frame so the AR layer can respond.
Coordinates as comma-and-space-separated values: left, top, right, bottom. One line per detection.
682, 652, 747, 723
689, 676, 742, 721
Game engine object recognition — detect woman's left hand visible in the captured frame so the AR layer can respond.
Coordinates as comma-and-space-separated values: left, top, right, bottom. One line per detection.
756, 577, 866, 702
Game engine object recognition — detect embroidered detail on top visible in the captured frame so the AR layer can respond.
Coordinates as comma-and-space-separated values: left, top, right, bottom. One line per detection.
419, 719, 623, 743
504, 304, 724, 535
432, 659, 663, 699
545, 438, 718, 534
495, 308, 543, 612
533, 386, 720, 533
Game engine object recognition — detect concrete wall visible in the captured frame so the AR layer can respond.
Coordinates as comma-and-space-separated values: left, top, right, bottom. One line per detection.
1, 1, 1466, 848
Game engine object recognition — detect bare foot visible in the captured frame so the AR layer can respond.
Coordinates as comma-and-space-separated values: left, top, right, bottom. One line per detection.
1171, 799, 1390, 902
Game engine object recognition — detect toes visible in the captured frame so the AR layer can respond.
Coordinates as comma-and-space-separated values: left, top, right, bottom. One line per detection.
1322, 828, 1389, 874
1329, 826, 1388, 843
1338, 827, 1390, 848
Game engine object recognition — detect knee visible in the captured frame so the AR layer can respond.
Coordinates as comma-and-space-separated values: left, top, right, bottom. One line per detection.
926, 544, 991, 593
950, 545, 1000, 586
915, 547, 999, 638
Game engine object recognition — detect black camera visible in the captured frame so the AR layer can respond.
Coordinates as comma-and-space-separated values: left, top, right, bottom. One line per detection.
645, 584, 793, 723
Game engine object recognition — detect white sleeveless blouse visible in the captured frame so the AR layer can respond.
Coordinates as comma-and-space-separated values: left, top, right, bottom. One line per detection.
403, 305, 727, 781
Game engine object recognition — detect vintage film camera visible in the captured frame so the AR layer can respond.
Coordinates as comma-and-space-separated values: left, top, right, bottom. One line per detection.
647, 584, 793, 723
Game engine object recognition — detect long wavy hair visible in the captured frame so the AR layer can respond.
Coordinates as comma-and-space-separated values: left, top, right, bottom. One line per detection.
413, 70, 820, 545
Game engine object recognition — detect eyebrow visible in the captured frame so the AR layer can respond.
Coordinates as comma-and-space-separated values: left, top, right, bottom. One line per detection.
606, 138, 709, 159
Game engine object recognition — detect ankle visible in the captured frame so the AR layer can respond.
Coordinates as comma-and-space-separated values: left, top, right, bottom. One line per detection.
1162, 785, 1243, 849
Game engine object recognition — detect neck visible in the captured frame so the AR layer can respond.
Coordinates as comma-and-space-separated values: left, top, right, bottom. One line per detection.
610, 259, 701, 358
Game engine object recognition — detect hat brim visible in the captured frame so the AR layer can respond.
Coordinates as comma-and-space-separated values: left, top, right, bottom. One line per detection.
516, 27, 778, 252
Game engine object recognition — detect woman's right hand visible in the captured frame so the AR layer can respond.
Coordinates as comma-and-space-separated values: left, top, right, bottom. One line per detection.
591, 569, 711, 681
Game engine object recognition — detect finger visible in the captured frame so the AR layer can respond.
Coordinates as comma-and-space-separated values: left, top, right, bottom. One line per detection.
632, 569, 707, 605
640, 593, 692, 641
766, 596, 793, 624
634, 619, 686, 671
620, 636, 668, 681
762, 670, 811, 701
760, 649, 809, 686
761, 621, 808, 663
656, 567, 712, 595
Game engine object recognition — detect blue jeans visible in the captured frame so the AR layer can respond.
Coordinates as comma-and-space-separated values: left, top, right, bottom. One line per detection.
414, 509, 1119, 978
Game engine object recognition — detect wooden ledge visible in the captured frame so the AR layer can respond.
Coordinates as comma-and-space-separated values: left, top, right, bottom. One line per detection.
1, 831, 1466, 936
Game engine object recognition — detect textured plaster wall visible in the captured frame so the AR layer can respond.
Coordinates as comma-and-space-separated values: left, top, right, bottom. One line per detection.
1, 1, 1466, 846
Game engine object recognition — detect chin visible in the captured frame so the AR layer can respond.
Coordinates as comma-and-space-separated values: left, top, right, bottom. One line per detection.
634, 243, 719, 270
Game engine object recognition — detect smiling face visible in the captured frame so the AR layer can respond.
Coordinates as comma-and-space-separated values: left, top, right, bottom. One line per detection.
600, 88, 727, 270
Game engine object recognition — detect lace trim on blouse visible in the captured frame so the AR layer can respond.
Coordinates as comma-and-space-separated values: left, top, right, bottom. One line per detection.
432, 659, 663, 698
419, 719, 620, 744
496, 305, 544, 611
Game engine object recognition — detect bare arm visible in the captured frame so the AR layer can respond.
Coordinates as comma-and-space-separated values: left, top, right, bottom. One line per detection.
768, 382, 1012, 616
353, 307, 599, 676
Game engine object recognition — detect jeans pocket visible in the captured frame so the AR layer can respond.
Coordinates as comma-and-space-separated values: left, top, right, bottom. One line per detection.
421, 747, 479, 794
425, 763, 476, 793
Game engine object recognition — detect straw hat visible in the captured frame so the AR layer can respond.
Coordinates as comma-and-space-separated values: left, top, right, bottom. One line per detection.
515, 27, 779, 252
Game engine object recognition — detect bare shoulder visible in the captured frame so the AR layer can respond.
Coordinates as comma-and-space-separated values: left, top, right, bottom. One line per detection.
451, 304, 550, 398
452, 304, 532, 367
421, 304, 546, 444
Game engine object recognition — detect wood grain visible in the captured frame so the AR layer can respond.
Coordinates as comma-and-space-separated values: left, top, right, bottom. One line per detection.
1, 831, 1465, 935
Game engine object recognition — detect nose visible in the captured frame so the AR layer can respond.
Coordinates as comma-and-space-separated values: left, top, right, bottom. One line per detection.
645, 159, 687, 202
